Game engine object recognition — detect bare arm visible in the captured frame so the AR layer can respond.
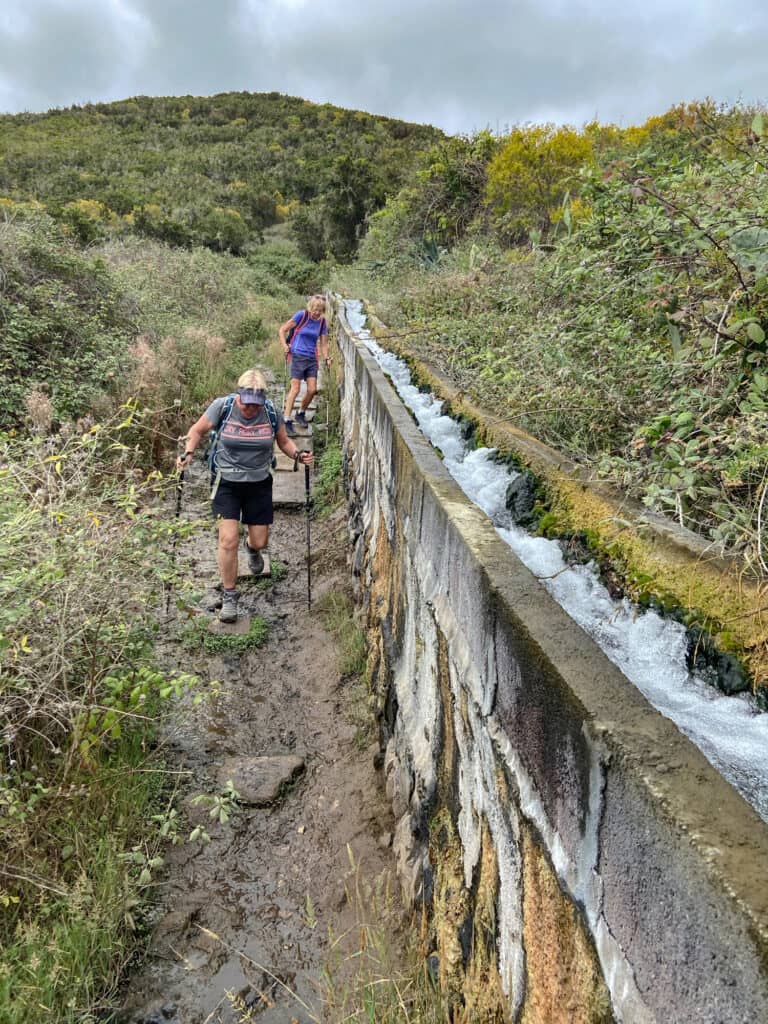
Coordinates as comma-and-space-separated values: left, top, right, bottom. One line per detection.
275, 424, 313, 465
176, 413, 214, 470
278, 318, 296, 350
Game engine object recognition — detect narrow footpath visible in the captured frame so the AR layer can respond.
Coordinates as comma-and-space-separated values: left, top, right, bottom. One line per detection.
119, 396, 396, 1024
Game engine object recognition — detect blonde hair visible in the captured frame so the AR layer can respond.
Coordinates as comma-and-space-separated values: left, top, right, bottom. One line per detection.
237, 369, 267, 390
308, 294, 326, 313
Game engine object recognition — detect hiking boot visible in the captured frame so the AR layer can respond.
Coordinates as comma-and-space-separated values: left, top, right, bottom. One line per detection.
285, 419, 296, 437
245, 541, 264, 575
295, 410, 307, 425
219, 589, 239, 623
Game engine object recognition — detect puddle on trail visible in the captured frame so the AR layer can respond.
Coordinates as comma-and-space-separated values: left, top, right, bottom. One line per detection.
119, 485, 396, 1024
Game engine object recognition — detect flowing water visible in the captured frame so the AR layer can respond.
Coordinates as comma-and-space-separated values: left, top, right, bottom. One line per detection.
344, 299, 768, 824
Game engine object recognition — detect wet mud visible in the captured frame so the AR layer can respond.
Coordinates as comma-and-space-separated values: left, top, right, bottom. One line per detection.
119, 477, 395, 1024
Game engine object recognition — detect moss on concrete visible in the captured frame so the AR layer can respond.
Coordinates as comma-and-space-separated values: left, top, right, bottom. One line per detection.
520, 825, 614, 1024
368, 318, 768, 690
429, 809, 508, 1022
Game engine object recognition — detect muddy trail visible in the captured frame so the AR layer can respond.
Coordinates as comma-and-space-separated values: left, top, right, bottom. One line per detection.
119, 467, 396, 1024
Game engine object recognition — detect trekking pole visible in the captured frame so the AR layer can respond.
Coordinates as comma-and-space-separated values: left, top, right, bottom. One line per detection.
325, 356, 331, 436
165, 455, 185, 616
283, 348, 290, 412
304, 461, 312, 610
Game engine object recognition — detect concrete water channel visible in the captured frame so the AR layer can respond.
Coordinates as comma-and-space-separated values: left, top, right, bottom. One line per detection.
335, 299, 768, 1022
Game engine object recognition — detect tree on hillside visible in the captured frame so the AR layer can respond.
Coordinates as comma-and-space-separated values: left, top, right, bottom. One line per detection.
322, 155, 381, 262
485, 124, 593, 242
406, 132, 497, 246
0, 92, 444, 260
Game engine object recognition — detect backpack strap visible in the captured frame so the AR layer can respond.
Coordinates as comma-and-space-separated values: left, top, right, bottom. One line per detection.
218, 392, 236, 427
206, 393, 237, 483
264, 399, 278, 435
288, 309, 311, 350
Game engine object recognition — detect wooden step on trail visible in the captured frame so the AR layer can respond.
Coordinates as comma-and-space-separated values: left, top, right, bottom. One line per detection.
208, 615, 252, 635
236, 549, 271, 580
292, 407, 317, 422
274, 383, 316, 507
275, 443, 312, 472
288, 421, 313, 438
273, 465, 307, 508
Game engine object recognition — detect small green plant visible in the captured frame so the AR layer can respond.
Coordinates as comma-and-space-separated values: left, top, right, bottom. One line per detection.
252, 558, 287, 590
316, 590, 373, 748
303, 892, 318, 930
313, 440, 343, 514
316, 590, 366, 679
118, 847, 166, 888
151, 806, 183, 846
190, 779, 241, 835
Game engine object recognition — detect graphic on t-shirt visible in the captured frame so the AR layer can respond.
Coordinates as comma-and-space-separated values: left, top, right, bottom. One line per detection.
220, 419, 273, 445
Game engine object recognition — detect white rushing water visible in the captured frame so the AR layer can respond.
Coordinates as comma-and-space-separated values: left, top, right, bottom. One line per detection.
344, 299, 768, 823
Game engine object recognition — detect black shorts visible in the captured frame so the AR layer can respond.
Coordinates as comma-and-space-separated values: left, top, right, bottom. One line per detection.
212, 476, 273, 525
290, 354, 318, 381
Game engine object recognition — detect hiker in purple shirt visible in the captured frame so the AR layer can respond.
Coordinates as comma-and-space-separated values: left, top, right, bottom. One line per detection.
279, 294, 330, 436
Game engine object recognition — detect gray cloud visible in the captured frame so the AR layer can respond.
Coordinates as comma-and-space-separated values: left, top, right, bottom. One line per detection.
1, 0, 767, 131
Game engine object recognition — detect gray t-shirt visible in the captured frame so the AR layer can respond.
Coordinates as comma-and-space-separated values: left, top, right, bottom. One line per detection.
205, 396, 285, 482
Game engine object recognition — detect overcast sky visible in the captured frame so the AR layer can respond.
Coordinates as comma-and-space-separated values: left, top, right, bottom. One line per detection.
1, 0, 766, 134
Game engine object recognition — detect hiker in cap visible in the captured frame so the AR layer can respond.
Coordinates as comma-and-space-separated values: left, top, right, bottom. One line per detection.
279, 294, 330, 436
177, 369, 313, 623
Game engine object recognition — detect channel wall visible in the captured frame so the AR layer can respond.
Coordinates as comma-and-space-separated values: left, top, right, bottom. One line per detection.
335, 304, 768, 1024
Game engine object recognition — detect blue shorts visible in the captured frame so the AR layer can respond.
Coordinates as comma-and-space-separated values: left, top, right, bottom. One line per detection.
212, 476, 273, 525
290, 354, 318, 381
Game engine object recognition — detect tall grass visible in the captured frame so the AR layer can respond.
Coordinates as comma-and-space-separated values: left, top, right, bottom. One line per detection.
322, 853, 445, 1023
0, 416, 202, 1022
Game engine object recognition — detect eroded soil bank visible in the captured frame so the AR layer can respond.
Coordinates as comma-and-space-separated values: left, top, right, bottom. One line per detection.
119, 473, 396, 1024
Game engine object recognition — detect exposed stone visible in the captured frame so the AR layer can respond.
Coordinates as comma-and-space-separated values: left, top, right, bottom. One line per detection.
505, 470, 537, 525
215, 755, 305, 805
392, 813, 426, 904
686, 626, 750, 695
460, 823, 509, 1023
384, 742, 412, 820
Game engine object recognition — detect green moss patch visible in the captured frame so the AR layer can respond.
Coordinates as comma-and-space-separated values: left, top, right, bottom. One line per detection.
182, 615, 269, 655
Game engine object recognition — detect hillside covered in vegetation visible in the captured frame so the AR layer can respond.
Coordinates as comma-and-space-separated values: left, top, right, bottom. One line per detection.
0, 152, 323, 1021
336, 102, 768, 570
0, 90, 443, 261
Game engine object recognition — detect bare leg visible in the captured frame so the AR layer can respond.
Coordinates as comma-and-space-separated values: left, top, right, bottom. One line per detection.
300, 377, 317, 412
217, 518, 240, 589
283, 379, 301, 420
246, 523, 269, 552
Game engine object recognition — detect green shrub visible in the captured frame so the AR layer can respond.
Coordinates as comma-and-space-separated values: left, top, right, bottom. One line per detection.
248, 240, 318, 293
340, 102, 768, 560
230, 311, 266, 347
0, 416, 205, 1023
0, 208, 130, 430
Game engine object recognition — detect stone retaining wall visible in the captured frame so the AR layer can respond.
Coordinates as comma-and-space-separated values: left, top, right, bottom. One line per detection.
335, 304, 768, 1024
